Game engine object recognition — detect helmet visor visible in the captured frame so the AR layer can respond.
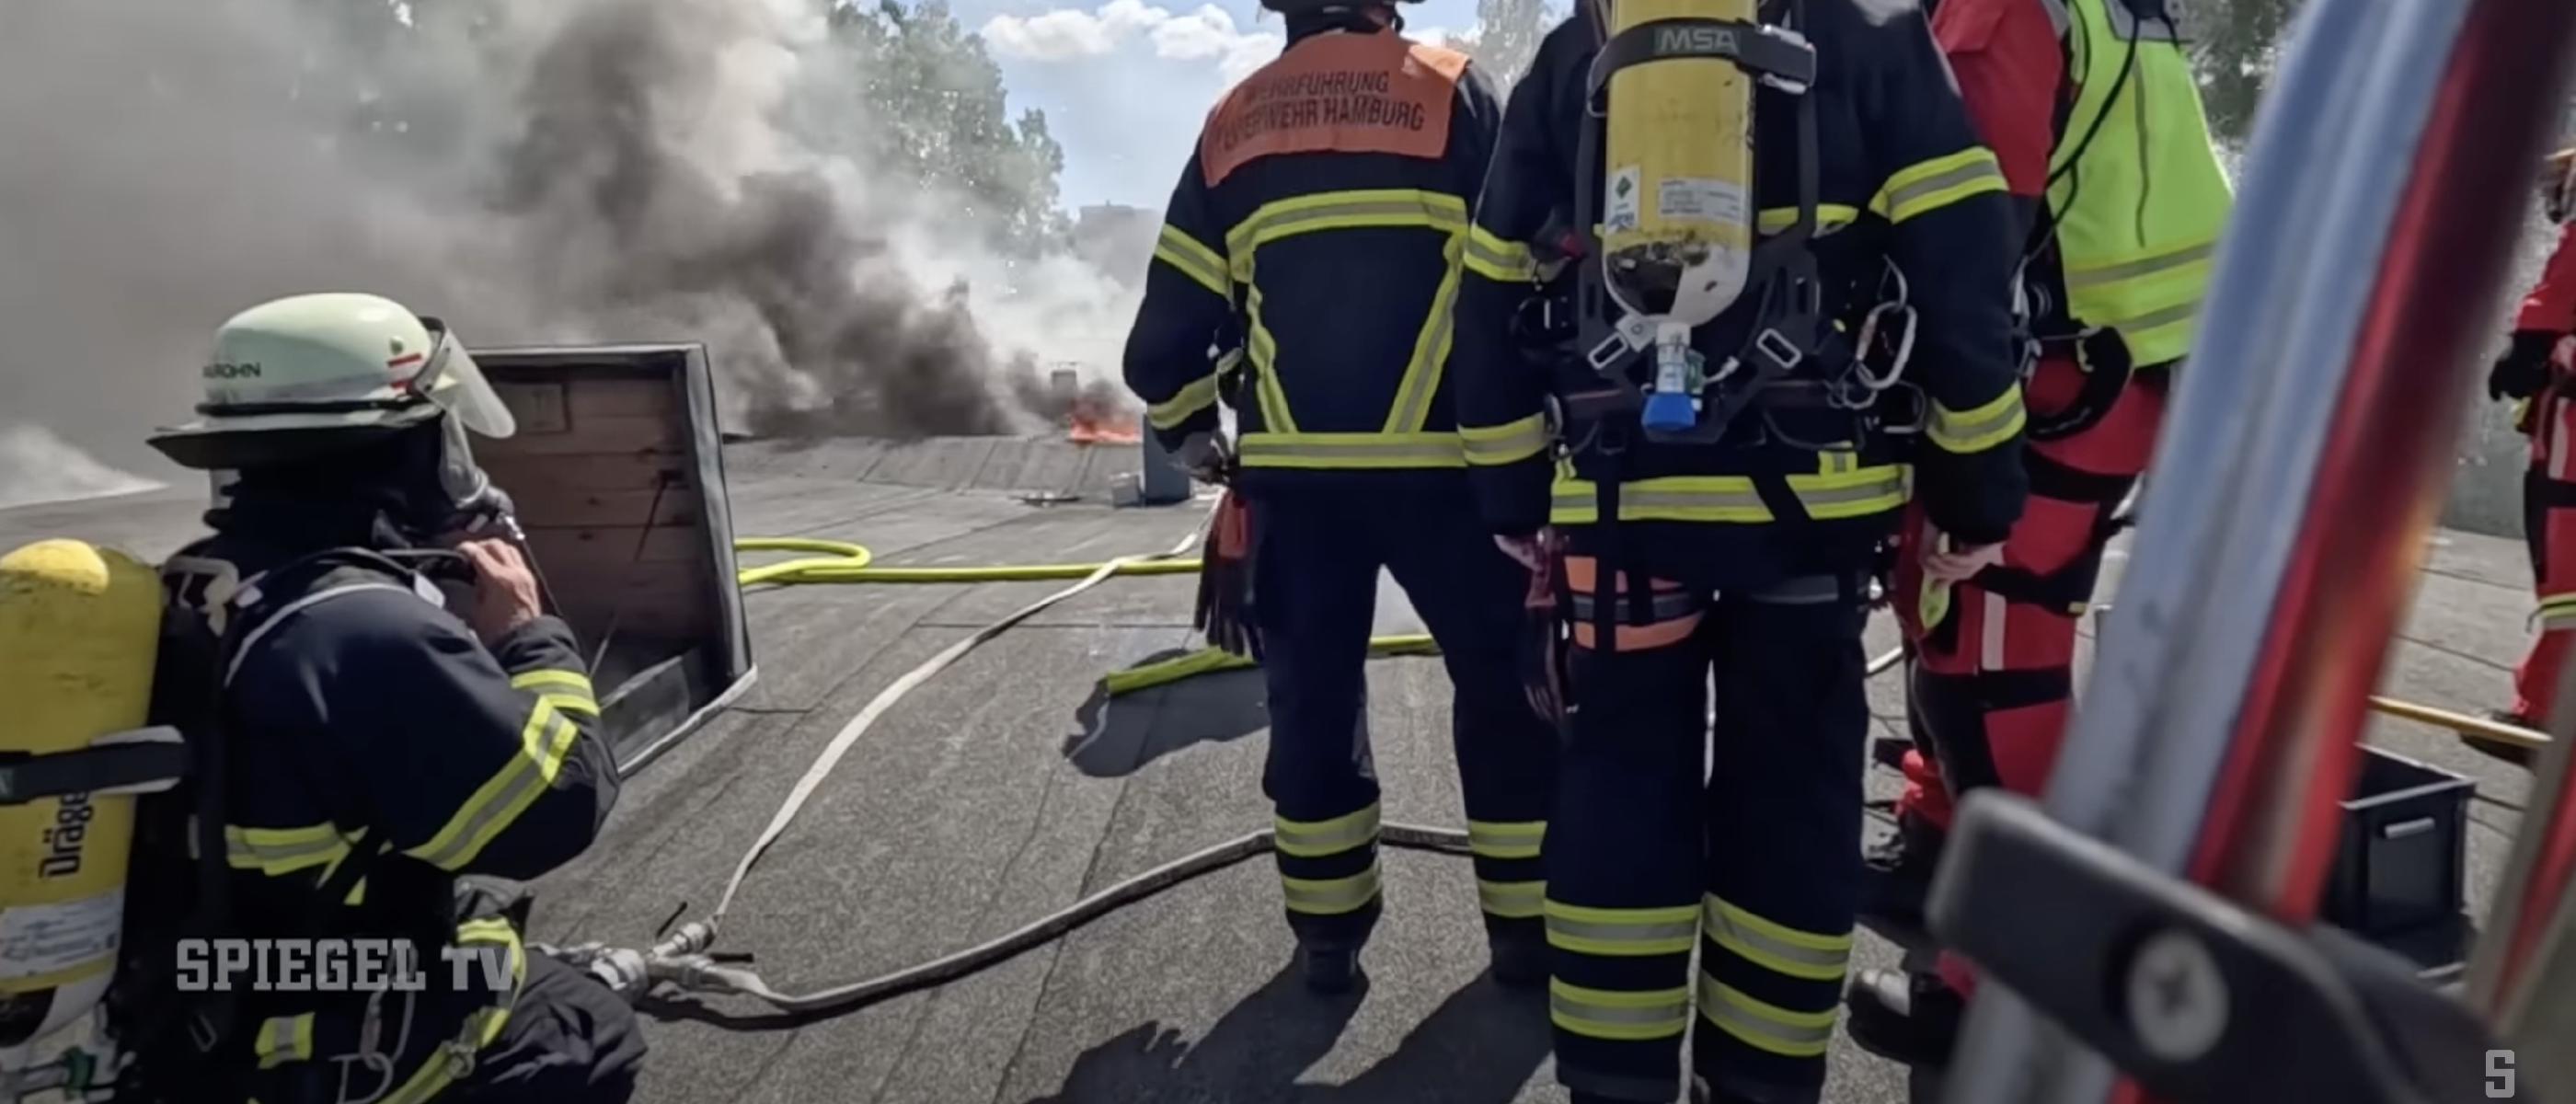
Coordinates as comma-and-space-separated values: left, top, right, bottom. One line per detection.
409, 317, 517, 439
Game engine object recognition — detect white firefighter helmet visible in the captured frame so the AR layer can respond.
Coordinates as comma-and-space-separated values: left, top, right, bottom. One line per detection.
148, 293, 515, 470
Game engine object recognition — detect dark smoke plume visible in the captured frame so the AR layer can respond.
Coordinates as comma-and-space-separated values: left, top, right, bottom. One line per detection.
0, 0, 1136, 508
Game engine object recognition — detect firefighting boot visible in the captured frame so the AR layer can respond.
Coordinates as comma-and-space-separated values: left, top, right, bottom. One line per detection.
1859, 811, 1946, 936
2466, 712, 2539, 767
1843, 967, 1966, 1070
1298, 944, 1360, 995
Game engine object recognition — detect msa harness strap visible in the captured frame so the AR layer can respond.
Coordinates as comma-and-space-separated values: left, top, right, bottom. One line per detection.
1588, 18, 1818, 92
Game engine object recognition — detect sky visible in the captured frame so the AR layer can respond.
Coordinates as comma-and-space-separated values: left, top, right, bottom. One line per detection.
967, 0, 1483, 209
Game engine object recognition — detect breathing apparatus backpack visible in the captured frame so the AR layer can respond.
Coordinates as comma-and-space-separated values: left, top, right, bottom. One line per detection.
101, 543, 459, 1103
0, 541, 187, 1093
1548, 0, 1923, 460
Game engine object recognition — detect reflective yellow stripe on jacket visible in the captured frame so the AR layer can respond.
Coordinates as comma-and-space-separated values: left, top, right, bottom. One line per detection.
404, 669, 596, 872
1549, 462, 1908, 525
1226, 189, 1474, 469
1154, 224, 1232, 300
1928, 385, 2029, 454
1461, 413, 1549, 466
1869, 149, 2007, 224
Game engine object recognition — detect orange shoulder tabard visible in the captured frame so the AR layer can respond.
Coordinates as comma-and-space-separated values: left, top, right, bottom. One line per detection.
1199, 36, 1468, 189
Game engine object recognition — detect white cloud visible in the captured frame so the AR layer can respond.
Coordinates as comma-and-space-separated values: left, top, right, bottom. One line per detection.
983, 0, 1281, 82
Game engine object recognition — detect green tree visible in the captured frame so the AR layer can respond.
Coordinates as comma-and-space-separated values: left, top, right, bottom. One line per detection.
2180, 0, 2298, 148
1445, 0, 1558, 93
823, 0, 1072, 255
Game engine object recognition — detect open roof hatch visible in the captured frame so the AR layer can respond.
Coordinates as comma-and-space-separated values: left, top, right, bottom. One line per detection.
471, 344, 753, 775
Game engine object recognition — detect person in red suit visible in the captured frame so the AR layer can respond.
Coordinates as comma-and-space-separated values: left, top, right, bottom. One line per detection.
2480, 152, 2576, 764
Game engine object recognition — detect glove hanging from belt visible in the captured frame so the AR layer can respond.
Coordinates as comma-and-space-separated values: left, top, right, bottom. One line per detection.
1500, 530, 1569, 730
1195, 487, 1262, 660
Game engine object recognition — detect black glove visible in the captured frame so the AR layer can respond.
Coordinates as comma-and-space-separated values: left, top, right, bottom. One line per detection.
1194, 490, 1262, 660
2490, 329, 2563, 401
1497, 530, 1568, 729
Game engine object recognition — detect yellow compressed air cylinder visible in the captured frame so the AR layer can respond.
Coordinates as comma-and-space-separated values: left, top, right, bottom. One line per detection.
1601, 0, 1758, 330
0, 540, 157, 1066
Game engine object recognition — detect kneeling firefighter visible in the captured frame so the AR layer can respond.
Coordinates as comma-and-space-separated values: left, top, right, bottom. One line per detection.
1120, 0, 1558, 992
1452, 0, 2028, 1098
2479, 151, 2576, 764
1845, 0, 2233, 1066
106, 293, 642, 1102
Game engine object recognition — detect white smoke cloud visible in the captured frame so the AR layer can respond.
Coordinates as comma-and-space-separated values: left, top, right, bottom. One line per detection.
983, 0, 1282, 82
0, 427, 162, 512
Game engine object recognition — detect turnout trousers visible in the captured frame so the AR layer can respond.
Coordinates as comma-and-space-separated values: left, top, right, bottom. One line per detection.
1894, 357, 2168, 833
1546, 549, 1869, 1104
252, 953, 645, 1104
2516, 385, 2576, 723
1248, 483, 1557, 952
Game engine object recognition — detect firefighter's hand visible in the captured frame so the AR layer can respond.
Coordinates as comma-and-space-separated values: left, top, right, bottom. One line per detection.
2490, 330, 2562, 401
1173, 431, 1230, 483
1494, 529, 1554, 574
1922, 538, 2006, 583
456, 538, 542, 643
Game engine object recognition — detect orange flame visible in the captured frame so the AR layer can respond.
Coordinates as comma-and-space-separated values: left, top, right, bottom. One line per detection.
1066, 397, 1142, 445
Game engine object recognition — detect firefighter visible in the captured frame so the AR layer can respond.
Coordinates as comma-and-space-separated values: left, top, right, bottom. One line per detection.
2481, 158, 2576, 765
1842, 0, 2234, 1068
1120, 0, 1558, 993
1452, 0, 2029, 1098
129, 293, 642, 1102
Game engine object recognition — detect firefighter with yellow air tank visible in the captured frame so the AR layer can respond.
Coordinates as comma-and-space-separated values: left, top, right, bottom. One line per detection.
40, 292, 647, 1104
1450, 0, 2030, 1098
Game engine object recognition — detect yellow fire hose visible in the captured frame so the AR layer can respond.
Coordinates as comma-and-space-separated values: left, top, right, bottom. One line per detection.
736, 540, 2553, 743
735, 537, 1427, 696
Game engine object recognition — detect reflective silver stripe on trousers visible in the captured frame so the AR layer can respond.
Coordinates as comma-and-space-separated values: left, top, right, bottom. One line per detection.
1546, 914, 1699, 948
1552, 990, 1692, 1029
1696, 974, 1835, 1052
1702, 898, 1853, 974
1276, 813, 1380, 856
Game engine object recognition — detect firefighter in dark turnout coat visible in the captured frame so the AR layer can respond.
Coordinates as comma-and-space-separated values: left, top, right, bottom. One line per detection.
1121, 0, 1559, 992
1451, 2, 2028, 1098
131, 293, 642, 1103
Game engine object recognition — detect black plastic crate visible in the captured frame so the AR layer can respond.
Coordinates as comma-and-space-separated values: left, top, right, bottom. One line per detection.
2324, 746, 2474, 940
